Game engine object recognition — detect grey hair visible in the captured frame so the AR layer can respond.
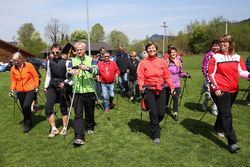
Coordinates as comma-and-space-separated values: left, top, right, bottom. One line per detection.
12, 52, 22, 60
74, 42, 86, 49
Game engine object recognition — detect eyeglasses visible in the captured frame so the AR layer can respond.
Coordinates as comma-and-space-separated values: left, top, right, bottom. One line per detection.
104, 56, 110, 58
52, 51, 60, 55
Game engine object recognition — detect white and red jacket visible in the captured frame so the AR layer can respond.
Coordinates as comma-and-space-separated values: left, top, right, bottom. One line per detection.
98, 60, 120, 84
208, 52, 250, 93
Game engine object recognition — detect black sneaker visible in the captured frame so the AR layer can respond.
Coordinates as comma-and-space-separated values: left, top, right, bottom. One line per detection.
73, 139, 85, 146
23, 126, 31, 133
228, 144, 240, 153
173, 114, 180, 122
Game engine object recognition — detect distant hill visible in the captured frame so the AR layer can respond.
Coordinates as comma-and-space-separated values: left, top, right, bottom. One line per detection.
232, 18, 250, 25
150, 34, 175, 41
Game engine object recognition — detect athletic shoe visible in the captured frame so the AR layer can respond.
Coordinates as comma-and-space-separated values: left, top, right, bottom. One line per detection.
213, 130, 225, 138
153, 138, 160, 144
109, 103, 115, 109
105, 109, 109, 114
23, 126, 31, 133
130, 96, 134, 101
87, 130, 94, 135
211, 110, 218, 116
73, 139, 85, 146
202, 101, 207, 111
173, 114, 180, 122
34, 106, 41, 113
48, 129, 59, 139
228, 144, 240, 153
59, 128, 67, 135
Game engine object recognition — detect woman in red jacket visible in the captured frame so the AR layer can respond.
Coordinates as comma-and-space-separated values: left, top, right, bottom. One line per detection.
208, 34, 250, 153
137, 41, 175, 144
9, 52, 39, 133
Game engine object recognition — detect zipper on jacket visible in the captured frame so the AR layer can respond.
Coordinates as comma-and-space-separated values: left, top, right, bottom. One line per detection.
18, 68, 25, 92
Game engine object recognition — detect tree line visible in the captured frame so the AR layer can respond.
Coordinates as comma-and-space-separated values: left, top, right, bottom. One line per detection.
16, 16, 249, 58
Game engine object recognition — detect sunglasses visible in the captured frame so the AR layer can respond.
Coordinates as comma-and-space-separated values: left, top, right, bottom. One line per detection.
104, 56, 110, 57
52, 51, 60, 55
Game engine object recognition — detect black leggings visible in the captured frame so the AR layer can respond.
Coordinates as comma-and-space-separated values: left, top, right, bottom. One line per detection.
144, 89, 166, 139
17, 90, 36, 127
166, 87, 181, 113
211, 91, 238, 145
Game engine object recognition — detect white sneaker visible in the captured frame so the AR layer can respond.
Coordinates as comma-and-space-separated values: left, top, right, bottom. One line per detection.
202, 102, 207, 111
130, 96, 134, 101
213, 130, 224, 138
211, 109, 218, 116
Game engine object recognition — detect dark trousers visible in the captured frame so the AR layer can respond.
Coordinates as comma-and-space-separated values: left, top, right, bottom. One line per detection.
45, 87, 68, 117
211, 91, 238, 145
144, 89, 166, 139
17, 90, 35, 127
166, 87, 181, 113
73, 93, 95, 140
128, 80, 140, 98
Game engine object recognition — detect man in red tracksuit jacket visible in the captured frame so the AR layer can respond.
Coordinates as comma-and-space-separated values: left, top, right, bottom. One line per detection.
97, 51, 120, 113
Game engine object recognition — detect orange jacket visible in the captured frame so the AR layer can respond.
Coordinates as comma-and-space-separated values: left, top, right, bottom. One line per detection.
10, 62, 39, 92
137, 56, 175, 90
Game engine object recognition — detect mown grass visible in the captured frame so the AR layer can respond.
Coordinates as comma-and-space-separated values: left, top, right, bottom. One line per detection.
0, 54, 249, 167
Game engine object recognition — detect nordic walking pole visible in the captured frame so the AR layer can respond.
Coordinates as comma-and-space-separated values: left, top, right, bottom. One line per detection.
191, 100, 216, 133
238, 85, 250, 105
164, 96, 172, 125
179, 78, 187, 106
83, 71, 110, 121
116, 82, 119, 109
194, 93, 204, 111
13, 96, 15, 116
12, 96, 22, 114
139, 107, 142, 134
64, 69, 80, 139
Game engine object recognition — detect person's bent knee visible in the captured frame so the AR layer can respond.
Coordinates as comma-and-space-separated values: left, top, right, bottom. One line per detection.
45, 110, 53, 117
61, 110, 68, 116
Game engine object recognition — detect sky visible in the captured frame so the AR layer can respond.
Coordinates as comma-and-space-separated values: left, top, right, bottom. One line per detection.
0, 0, 249, 43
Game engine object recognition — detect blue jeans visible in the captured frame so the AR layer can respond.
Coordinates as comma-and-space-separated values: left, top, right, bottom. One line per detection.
94, 80, 102, 100
101, 83, 115, 110
118, 72, 128, 94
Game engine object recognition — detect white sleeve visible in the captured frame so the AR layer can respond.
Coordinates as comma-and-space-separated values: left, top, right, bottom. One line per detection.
44, 60, 51, 89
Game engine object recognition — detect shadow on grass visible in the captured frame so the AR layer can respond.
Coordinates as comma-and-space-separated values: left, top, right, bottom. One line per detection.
184, 102, 206, 112
128, 118, 152, 139
19, 114, 46, 128
180, 118, 227, 149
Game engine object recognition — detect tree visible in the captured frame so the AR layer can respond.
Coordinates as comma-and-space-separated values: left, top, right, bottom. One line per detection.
44, 18, 69, 44
70, 30, 88, 42
90, 23, 105, 42
107, 30, 129, 50
18, 30, 47, 58
17, 23, 35, 47
188, 26, 208, 54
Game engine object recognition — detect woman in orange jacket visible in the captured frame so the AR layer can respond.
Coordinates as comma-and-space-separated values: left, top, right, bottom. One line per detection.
137, 41, 175, 144
9, 52, 39, 133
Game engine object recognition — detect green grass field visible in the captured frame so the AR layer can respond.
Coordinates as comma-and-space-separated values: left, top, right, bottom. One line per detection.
0, 54, 249, 167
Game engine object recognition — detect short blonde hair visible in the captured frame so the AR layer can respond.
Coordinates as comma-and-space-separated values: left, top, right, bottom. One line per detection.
130, 51, 136, 57
12, 52, 22, 60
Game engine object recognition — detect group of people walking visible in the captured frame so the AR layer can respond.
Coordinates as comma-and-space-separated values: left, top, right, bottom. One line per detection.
9, 34, 250, 153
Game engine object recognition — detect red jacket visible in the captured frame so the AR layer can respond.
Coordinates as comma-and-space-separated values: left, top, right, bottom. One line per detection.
208, 52, 250, 93
10, 62, 39, 92
137, 56, 174, 90
98, 60, 120, 84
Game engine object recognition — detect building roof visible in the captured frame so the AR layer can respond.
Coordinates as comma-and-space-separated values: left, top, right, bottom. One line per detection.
0, 39, 37, 57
